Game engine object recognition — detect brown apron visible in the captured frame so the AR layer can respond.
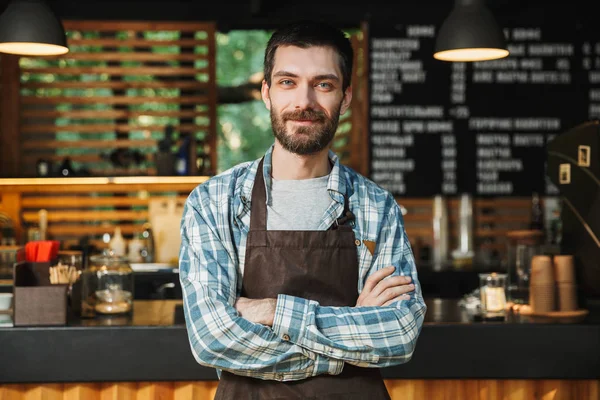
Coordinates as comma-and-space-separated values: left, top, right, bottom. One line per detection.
214, 158, 391, 400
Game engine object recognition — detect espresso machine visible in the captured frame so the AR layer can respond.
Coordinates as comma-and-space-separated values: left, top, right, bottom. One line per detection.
546, 120, 600, 305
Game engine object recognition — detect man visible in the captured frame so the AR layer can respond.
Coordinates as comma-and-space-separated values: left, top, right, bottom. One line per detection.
179, 20, 427, 399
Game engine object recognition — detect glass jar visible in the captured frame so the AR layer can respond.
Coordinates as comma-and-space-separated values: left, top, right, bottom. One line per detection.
81, 253, 134, 317
0, 246, 23, 277
479, 273, 507, 319
505, 230, 544, 304
56, 250, 82, 271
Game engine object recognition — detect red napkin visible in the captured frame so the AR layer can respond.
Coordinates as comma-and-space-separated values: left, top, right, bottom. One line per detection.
25, 240, 60, 262
25, 241, 38, 262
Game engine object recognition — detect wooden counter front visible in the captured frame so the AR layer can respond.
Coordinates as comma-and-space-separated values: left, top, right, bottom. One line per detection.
0, 380, 598, 400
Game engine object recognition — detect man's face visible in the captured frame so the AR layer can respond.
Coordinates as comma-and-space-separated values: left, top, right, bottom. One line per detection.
261, 45, 352, 155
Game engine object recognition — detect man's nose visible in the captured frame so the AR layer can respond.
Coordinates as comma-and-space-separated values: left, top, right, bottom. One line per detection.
294, 84, 316, 109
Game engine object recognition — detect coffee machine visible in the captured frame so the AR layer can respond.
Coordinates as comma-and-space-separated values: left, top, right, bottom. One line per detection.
546, 120, 600, 305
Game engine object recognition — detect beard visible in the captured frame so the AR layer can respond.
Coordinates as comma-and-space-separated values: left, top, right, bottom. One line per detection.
271, 103, 341, 155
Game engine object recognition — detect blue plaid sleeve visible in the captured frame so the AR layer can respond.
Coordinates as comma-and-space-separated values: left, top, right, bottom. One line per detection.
271, 199, 427, 367
179, 187, 344, 381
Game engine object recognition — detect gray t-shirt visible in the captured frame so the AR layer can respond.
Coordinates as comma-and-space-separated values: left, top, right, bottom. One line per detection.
267, 174, 331, 230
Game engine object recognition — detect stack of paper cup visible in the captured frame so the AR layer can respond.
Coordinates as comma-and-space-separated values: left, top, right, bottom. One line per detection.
554, 255, 577, 311
529, 255, 555, 313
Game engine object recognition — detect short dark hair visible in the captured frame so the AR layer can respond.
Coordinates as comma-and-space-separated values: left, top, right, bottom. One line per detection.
263, 20, 354, 92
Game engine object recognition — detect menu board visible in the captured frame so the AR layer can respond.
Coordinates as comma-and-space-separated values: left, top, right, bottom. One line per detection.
368, 21, 600, 197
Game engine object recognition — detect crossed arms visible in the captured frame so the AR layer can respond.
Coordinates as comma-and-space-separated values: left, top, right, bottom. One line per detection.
179, 197, 427, 381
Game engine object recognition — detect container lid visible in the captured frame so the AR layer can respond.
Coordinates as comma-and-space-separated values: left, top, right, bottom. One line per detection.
89, 253, 128, 264
58, 250, 82, 256
506, 230, 544, 244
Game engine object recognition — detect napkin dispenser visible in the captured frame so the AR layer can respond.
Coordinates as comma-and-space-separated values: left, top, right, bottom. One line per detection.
12, 262, 68, 326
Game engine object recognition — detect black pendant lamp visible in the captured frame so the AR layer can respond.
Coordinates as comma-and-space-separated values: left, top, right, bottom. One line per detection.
0, 0, 68, 56
434, 0, 508, 62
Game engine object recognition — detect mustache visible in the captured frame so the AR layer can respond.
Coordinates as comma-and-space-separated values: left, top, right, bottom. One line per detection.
282, 109, 326, 122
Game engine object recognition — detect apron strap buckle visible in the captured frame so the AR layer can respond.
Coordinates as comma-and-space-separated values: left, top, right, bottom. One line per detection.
333, 194, 355, 229
334, 210, 355, 228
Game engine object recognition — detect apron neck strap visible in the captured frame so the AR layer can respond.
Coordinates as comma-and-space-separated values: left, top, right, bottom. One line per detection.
249, 157, 354, 231
332, 192, 355, 230
249, 157, 268, 231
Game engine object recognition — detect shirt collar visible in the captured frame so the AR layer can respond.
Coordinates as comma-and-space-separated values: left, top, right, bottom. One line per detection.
237, 144, 352, 208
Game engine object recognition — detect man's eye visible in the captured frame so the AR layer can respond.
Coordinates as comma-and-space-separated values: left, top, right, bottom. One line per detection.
317, 82, 332, 89
280, 79, 293, 85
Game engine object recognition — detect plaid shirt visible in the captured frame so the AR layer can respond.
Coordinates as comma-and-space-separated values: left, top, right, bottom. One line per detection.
179, 144, 427, 381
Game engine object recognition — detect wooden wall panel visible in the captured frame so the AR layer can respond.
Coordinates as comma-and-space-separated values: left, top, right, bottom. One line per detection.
0, 380, 598, 400
17, 21, 217, 178
0, 178, 205, 246
0, 177, 536, 258
398, 197, 536, 264
330, 28, 367, 175
0, 54, 21, 178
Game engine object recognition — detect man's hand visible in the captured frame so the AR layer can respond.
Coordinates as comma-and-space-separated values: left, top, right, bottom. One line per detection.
234, 297, 277, 326
356, 266, 414, 307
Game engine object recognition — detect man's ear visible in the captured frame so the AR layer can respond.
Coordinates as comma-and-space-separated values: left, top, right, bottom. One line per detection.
340, 85, 352, 115
261, 79, 271, 110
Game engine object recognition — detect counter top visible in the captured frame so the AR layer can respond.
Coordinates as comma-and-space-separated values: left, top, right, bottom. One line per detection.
1, 299, 599, 383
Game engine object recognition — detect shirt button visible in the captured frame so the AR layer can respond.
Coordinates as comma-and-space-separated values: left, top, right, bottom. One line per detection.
355, 239, 361, 246
277, 373, 284, 380
282, 334, 290, 341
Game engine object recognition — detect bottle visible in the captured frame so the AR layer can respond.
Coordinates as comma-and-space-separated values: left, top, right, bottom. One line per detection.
140, 222, 155, 263
36, 159, 51, 177
452, 193, 474, 270
529, 192, 544, 231
175, 135, 191, 175
128, 232, 145, 263
38, 209, 48, 241
58, 157, 75, 177
432, 195, 449, 270
109, 227, 126, 257
549, 207, 562, 245
156, 125, 175, 176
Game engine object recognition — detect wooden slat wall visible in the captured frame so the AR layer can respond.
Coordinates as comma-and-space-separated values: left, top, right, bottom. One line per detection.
0, 179, 205, 248
399, 197, 535, 260
0, 182, 532, 257
19, 20, 217, 178
0, 379, 597, 399
20, 193, 188, 248
330, 29, 368, 174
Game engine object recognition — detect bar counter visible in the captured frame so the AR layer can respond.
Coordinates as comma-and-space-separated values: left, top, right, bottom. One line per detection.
1, 298, 599, 399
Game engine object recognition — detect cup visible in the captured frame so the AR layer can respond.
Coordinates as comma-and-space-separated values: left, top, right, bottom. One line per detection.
529, 283, 555, 313
530, 255, 554, 285
0, 293, 13, 312
557, 283, 577, 311
554, 255, 575, 283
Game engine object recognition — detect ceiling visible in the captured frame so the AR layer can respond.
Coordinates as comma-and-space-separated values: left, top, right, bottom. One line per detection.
0, 0, 595, 30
